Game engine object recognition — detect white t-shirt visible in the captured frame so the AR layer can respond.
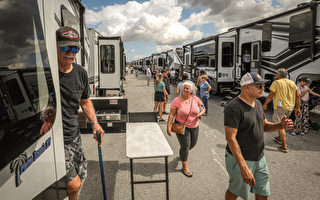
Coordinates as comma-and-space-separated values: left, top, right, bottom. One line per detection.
243, 53, 250, 63
146, 68, 151, 76
170, 71, 175, 78
298, 85, 309, 102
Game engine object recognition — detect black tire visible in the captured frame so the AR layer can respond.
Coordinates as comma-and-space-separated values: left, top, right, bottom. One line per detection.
312, 122, 320, 131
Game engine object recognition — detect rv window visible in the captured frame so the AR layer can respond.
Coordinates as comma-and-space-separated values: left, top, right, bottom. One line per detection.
100, 45, 115, 73
252, 44, 259, 61
0, 0, 56, 170
222, 42, 234, 67
262, 23, 272, 52
61, 5, 80, 31
289, 11, 312, 48
186, 54, 190, 66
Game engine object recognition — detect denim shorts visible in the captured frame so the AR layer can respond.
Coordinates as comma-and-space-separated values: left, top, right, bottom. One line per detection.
225, 151, 270, 200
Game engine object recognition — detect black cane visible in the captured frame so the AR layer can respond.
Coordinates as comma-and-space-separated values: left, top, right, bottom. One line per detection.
96, 131, 107, 200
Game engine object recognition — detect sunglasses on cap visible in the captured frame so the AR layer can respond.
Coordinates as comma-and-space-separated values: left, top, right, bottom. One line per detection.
248, 83, 264, 89
60, 46, 80, 53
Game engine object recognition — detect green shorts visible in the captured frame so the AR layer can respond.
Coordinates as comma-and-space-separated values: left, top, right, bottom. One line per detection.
225, 151, 270, 200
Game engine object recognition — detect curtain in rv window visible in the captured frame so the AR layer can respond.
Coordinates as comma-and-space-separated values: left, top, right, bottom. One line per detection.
100, 45, 115, 73
0, 0, 56, 171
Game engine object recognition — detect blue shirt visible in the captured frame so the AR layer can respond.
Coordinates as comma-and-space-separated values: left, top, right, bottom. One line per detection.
155, 81, 165, 92
200, 82, 210, 98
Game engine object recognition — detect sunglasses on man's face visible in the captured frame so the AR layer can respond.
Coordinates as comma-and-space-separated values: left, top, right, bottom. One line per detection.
248, 83, 264, 89
60, 46, 80, 53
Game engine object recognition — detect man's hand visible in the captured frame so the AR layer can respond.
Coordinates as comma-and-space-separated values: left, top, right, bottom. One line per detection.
92, 123, 105, 143
295, 108, 301, 116
167, 127, 172, 136
263, 104, 267, 110
240, 165, 256, 186
280, 115, 293, 130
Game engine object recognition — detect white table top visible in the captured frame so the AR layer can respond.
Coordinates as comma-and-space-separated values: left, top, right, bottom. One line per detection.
126, 122, 173, 159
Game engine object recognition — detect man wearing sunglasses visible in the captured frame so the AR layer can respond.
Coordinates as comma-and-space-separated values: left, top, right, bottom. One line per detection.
224, 72, 294, 200
262, 68, 300, 153
56, 26, 105, 200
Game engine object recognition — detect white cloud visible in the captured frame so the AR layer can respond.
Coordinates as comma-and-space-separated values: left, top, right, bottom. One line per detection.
180, 0, 310, 32
130, 49, 136, 53
85, 0, 202, 47
133, 54, 146, 60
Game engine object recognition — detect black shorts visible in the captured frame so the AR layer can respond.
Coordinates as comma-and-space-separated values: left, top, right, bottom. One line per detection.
155, 91, 164, 102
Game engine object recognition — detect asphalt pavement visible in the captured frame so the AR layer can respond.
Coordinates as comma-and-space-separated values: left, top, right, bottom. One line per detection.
80, 71, 320, 200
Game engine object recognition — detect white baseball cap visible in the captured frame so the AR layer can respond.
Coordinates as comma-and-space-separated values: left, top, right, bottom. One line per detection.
240, 72, 270, 86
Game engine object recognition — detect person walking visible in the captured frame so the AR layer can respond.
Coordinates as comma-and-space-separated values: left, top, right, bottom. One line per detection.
263, 68, 300, 153
176, 73, 189, 96
56, 26, 105, 200
154, 73, 168, 122
146, 66, 152, 86
169, 68, 176, 84
291, 77, 320, 136
167, 81, 206, 177
199, 75, 211, 116
224, 72, 293, 200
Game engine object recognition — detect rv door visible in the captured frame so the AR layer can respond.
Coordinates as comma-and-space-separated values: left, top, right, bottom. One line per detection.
251, 41, 261, 73
218, 37, 235, 82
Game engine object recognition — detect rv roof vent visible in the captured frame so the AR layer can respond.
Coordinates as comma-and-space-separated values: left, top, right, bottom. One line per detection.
297, 2, 309, 7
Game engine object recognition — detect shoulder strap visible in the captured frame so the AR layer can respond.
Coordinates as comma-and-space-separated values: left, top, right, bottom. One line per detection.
183, 96, 194, 125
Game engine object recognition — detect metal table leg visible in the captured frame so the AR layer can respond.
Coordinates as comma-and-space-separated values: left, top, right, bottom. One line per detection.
130, 158, 134, 200
165, 156, 169, 200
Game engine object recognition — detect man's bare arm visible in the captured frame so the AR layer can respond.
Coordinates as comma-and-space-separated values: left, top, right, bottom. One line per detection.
225, 126, 256, 186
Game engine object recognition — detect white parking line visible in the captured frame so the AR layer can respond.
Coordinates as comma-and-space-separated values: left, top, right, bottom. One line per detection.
211, 148, 228, 176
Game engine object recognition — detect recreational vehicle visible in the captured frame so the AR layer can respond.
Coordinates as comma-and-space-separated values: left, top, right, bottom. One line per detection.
0, 0, 89, 199
236, 0, 320, 90
87, 28, 125, 96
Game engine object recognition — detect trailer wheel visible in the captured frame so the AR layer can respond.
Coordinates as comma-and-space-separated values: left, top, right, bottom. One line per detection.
312, 122, 319, 131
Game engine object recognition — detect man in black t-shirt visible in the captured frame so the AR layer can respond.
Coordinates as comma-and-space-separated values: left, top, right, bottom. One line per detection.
57, 26, 105, 200
224, 72, 293, 200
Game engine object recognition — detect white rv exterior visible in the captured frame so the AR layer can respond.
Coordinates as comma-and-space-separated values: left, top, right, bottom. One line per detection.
0, 0, 89, 199
236, 1, 320, 92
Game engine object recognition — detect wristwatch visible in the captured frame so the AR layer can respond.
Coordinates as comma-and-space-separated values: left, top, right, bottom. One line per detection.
91, 121, 99, 125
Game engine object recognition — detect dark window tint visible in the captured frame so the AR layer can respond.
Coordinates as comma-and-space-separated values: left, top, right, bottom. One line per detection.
289, 11, 312, 48
0, 0, 56, 170
252, 44, 258, 60
222, 42, 234, 67
5, 79, 24, 106
100, 45, 115, 73
158, 58, 164, 67
262, 23, 272, 52
194, 42, 215, 68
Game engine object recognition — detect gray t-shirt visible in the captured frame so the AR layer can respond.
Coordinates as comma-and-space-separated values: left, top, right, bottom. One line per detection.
59, 63, 90, 144
224, 97, 265, 161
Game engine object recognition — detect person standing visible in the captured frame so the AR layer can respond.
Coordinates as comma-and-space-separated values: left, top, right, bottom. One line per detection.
291, 77, 320, 136
56, 26, 105, 200
167, 81, 205, 177
224, 72, 293, 200
242, 50, 251, 74
146, 66, 152, 86
263, 68, 300, 153
162, 69, 170, 114
176, 73, 189, 96
170, 68, 176, 84
154, 73, 168, 122
199, 75, 211, 116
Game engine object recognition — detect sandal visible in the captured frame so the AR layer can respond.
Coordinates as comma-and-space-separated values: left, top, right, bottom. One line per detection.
182, 169, 193, 177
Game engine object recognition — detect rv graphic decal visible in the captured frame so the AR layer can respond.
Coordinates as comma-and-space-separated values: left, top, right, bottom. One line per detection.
10, 138, 51, 187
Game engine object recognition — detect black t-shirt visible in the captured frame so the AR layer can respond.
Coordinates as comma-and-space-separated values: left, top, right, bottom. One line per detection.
59, 63, 90, 144
224, 97, 265, 161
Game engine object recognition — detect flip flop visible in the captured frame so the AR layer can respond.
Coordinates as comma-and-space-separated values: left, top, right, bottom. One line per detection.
182, 169, 193, 177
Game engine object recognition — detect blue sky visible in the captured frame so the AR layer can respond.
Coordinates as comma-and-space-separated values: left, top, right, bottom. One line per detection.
82, 0, 307, 61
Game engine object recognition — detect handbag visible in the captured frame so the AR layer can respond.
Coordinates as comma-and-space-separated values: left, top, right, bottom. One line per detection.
171, 97, 194, 134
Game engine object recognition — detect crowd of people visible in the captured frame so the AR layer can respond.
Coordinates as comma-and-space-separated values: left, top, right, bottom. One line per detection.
137, 65, 319, 200
53, 26, 318, 200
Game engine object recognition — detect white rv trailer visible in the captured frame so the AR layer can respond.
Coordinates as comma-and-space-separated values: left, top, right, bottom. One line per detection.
166, 48, 183, 72
182, 29, 237, 93
0, 0, 90, 199
236, 0, 320, 90
87, 28, 125, 96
